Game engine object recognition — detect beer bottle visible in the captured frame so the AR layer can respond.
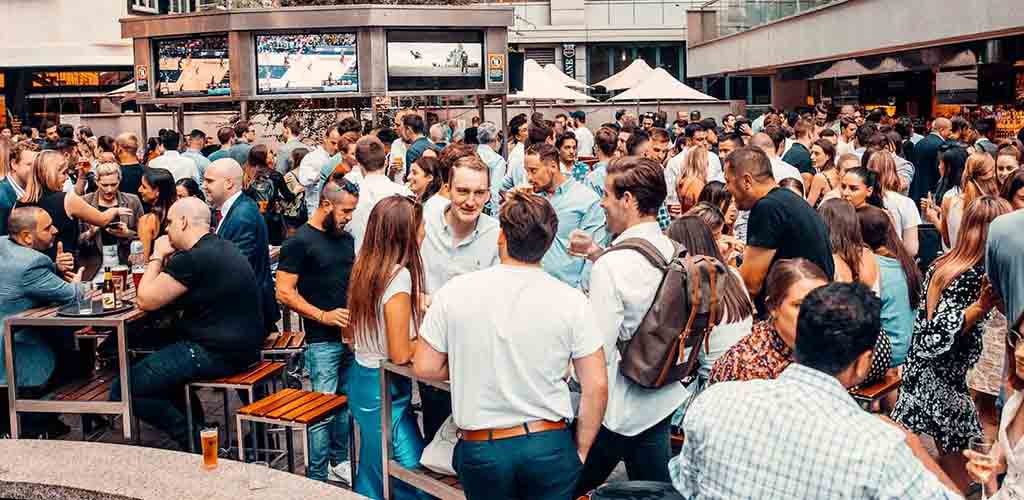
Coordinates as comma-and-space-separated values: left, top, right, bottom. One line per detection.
101, 267, 117, 310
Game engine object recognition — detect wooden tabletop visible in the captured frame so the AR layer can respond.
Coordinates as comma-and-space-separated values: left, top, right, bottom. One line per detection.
6, 288, 145, 328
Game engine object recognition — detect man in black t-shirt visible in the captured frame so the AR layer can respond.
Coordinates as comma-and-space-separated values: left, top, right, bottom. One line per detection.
725, 146, 834, 314
781, 118, 815, 190
275, 176, 358, 482
114, 132, 145, 199
112, 197, 264, 450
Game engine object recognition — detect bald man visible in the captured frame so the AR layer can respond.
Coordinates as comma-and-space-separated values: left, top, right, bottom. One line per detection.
909, 117, 953, 205
116, 197, 265, 451
1, 207, 86, 437
114, 132, 146, 197
750, 132, 802, 183
203, 158, 278, 332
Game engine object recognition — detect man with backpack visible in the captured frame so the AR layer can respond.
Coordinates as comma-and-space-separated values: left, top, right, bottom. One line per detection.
576, 156, 693, 495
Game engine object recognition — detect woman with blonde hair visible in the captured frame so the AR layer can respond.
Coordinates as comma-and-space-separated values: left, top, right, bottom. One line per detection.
892, 196, 1011, 494
938, 152, 1000, 249
346, 195, 427, 500
675, 145, 708, 215
80, 162, 144, 264
17, 150, 132, 261
866, 151, 921, 257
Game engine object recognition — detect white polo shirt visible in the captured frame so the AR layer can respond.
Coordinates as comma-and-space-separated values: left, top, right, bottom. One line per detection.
346, 172, 412, 253
150, 151, 199, 183
420, 204, 500, 293
419, 265, 604, 430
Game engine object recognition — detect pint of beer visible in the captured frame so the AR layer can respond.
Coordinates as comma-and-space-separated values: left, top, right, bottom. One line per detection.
200, 427, 218, 469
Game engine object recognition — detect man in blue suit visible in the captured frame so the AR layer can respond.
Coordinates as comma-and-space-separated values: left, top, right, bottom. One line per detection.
1, 207, 86, 436
203, 158, 280, 332
908, 118, 952, 205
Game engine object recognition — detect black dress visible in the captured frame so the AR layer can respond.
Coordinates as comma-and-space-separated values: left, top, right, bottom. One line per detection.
16, 189, 79, 261
892, 264, 988, 454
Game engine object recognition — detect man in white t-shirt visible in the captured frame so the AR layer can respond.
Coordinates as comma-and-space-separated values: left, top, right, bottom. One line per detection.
571, 111, 595, 158
414, 190, 608, 500
346, 135, 412, 252
664, 123, 724, 204
149, 130, 199, 183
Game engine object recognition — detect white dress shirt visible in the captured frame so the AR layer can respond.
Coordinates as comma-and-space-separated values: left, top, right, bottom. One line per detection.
150, 151, 199, 183
419, 264, 604, 430
770, 157, 803, 183
588, 221, 689, 436
215, 191, 242, 233
420, 204, 500, 293
297, 146, 331, 214
665, 148, 724, 204
574, 126, 595, 157
347, 172, 412, 253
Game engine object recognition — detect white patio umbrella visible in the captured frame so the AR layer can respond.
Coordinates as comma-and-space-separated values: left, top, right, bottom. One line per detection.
543, 64, 591, 89
610, 68, 716, 101
509, 59, 595, 102
594, 59, 654, 92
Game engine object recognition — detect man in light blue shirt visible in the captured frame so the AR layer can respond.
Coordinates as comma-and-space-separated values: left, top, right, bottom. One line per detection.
476, 122, 506, 217
521, 143, 605, 289
584, 126, 620, 198
671, 282, 960, 499
274, 116, 306, 174
183, 129, 211, 181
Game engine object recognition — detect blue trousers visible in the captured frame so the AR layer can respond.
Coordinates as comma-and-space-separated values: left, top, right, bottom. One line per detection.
305, 341, 353, 481
455, 427, 582, 500
347, 362, 425, 500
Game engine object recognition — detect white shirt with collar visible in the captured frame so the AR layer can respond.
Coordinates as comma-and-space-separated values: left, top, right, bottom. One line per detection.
420, 203, 500, 293
298, 146, 331, 214
347, 172, 413, 253
574, 125, 595, 157
419, 264, 604, 430
588, 221, 689, 436
150, 151, 199, 183
215, 190, 243, 233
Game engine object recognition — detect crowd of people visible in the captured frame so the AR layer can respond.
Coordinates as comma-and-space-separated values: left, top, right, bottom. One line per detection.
2, 101, 1024, 499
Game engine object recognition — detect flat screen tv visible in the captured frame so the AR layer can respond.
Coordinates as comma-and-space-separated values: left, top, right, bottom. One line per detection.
154, 34, 230, 98
387, 30, 484, 91
255, 33, 359, 95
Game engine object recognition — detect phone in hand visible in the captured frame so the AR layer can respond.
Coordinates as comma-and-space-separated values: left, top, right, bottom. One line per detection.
105, 222, 127, 232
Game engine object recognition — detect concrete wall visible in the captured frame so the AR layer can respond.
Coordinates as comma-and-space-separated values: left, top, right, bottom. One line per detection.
687, 0, 1024, 77
66, 100, 736, 146
0, 0, 132, 67
510, 0, 688, 44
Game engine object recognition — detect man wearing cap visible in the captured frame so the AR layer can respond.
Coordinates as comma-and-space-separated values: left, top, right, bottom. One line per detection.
572, 111, 594, 158
183, 129, 211, 181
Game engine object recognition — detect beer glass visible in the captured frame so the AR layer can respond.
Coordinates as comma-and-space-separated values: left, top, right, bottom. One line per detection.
568, 229, 593, 258
200, 427, 219, 470
969, 436, 996, 498
248, 461, 269, 490
77, 283, 94, 314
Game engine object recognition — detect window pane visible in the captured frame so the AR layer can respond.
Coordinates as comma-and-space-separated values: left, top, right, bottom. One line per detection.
613, 47, 630, 74
752, 76, 772, 105
588, 46, 610, 86
659, 46, 680, 79
729, 77, 749, 100
707, 77, 726, 100
638, 47, 657, 69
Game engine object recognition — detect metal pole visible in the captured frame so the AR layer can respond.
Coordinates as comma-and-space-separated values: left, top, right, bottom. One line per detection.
500, 94, 509, 158
477, 95, 486, 124
139, 104, 148, 141
240, 100, 249, 121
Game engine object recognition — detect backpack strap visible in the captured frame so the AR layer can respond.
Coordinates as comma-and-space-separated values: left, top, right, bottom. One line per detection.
601, 238, 671, 271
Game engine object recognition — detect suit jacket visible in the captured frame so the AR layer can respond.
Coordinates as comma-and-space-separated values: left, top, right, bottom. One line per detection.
0, 177, 19, 236
216, 194, 279, 329
908, 133, 944, 204
0, 236, 81, 323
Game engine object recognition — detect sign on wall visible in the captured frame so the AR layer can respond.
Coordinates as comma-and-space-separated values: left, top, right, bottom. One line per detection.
562, 44, 576, 79
488, 53, 505, 84
135, 65, 149, 94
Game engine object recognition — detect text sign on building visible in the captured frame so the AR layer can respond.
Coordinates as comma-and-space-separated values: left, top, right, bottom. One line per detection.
488, 53, 505, 84
562, 44, 576, 79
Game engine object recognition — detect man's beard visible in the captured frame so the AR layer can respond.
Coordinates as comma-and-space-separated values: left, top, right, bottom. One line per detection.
323, 212, 345, 238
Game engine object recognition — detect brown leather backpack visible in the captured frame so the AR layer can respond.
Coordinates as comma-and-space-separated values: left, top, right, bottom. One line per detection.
602, 238, 728, 389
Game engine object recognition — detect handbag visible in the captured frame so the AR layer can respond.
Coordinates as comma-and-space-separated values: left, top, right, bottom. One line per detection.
419, 415, 458, 476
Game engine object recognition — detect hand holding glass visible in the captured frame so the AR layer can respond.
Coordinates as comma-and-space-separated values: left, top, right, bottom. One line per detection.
568, 230, 594, 258
965, 437, 999, 498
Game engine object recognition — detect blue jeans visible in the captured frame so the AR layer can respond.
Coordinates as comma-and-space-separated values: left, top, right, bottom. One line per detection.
347, 362, 425, 500
305, 341, 353, 481
574, 417, 673, 497
455, 428, 582, 500
0, 329, 56, 388
111, 341, 249, 450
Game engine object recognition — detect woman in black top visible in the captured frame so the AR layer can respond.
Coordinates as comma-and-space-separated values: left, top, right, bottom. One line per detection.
17, 150, 131, 262
244, 145, 294, 246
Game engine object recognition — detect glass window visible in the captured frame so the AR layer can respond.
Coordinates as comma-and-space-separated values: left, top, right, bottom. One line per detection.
613, 47, 630, 74
659, 46, 680, 80
638, 47, 658, 70
588, 46, 610, 86
169, 0, 193, 13
132, 0, 158, 14
707, 77, 726, 100
752, 76, 772, 105
730, 77, 749, 100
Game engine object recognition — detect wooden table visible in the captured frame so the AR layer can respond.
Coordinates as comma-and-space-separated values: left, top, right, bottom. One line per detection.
3, 289, 146, 440
381, 362, 464, 500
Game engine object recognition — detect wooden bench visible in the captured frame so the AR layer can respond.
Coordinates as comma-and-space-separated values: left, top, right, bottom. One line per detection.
236, 388, 351, 476
850, 372, 902, 412
262, 331, 306, 388
185, 361, 285, 453
389, 464, 464, 500
50, 369, 117, 403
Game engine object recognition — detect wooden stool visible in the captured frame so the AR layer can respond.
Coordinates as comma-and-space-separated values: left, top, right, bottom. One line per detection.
850, 372, 902, 412
185, 361, 285, 453
235, 388, 349, 475
262, 331, 306, 388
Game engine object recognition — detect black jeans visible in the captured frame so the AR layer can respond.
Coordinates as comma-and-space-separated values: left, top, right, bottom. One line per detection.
418, 383, 452, 444
573, 416, 673, 497
455, 427, 581, 500
110, 341, 247, 450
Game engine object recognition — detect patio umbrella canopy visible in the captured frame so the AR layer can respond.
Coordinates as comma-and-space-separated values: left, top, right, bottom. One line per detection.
610, 67, 717, 101
594, 59, 654, 92
509, 59, 595, 101
543, 64, 591, 89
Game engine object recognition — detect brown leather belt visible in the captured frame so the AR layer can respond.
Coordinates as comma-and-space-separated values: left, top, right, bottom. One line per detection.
458, 420, 567, 441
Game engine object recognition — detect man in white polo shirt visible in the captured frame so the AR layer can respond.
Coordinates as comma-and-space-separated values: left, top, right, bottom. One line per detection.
417, 155, 500, 442
346, 135, 412, 252
414, 190, 608, 500
576, 156, 686, 495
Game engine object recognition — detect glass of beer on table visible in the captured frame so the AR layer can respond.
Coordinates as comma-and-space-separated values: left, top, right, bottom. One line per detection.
200, 427, 219, 470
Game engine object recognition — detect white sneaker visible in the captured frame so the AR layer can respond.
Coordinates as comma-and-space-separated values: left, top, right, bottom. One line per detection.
328, 460, 352, 484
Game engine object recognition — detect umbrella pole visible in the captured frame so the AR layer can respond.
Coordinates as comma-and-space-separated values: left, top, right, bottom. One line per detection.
657, 99, 661, 112
531, 99, 536, 113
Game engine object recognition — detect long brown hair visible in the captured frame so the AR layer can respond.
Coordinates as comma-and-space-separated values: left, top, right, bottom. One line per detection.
813, 138, 836, 172
819, 198, 865, 283
347, 195, 426, 355
866, 151, 900, 193
925, 196, 1011, 319
763, 258, 829, 313
961, 152, 999, 210
19, 150, 67, 204
665, 215, 753, 323
857, 204, 921, 307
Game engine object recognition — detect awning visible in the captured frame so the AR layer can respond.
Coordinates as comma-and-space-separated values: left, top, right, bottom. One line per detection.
594, 59, 653, 91
610, 68, 717, 101
543, 64, 590, 89
509, 59, 595, 101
